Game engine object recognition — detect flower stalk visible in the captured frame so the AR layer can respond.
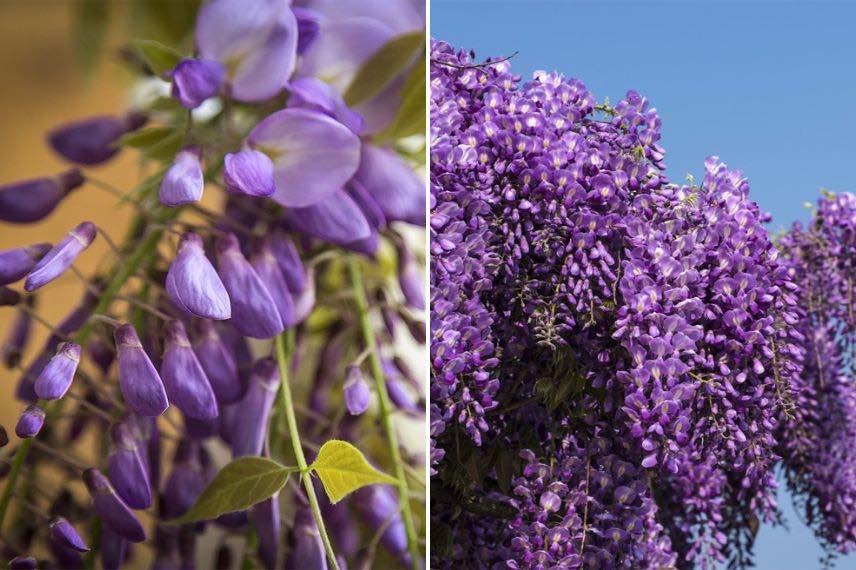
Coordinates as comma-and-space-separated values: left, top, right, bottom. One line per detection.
347, 255, 421, 569
273, 332, 340, 570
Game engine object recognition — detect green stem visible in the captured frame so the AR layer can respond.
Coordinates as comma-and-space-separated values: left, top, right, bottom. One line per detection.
273, 333, 340, 570
0, 207, 180, 534
346, 256, 421, 569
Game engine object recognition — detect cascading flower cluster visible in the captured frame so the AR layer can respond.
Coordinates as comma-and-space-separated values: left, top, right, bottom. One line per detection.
0, 1, 426, 569
777, 191, 856, 555
430, 39, 854, 568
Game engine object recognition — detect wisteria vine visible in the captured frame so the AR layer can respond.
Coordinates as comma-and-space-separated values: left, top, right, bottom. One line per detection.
429, 40, 855, 569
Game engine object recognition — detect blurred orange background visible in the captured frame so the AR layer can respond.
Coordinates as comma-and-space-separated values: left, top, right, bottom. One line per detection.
0, 1, 136, 445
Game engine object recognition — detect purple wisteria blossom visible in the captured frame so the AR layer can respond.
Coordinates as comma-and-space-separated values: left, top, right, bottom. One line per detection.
429, 40, 853, 569
0, 2, 426, 568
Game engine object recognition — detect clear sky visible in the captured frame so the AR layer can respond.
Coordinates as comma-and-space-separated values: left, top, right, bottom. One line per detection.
431, 1, 856, 568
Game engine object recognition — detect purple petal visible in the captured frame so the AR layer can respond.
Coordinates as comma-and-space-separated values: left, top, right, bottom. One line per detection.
223, 149, 275, 197
161, 320, 219, 420
0, 242, 52, 285
166, 232, 231, 320
267, 231, 306, 293
250, 241, 296, 327
196, 0, 297, 102
354, 145, 424, 225
84, 468, 147, 543
107, 423, 153, 509
49, 517, 89, 553
343, 365, 370, 415
230, 358, 280, 458
159, 148, 204, 206
34, 342, 81, 400
287, 76, 363, 134
215, 233, 285, 338
192, 319, 244, 405
251, 493, 281, 568
24, 221, 96, 291
170, 58, 226, 109
48, 113, 147, 166
115, 324, 170, 417
283, 188, 371, 244
15, 404, 45, 438
248, 108, 361, 207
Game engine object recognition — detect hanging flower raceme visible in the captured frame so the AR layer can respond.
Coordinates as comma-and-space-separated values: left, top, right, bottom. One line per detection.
429, 40, 852, 569
0, 2, 425, 568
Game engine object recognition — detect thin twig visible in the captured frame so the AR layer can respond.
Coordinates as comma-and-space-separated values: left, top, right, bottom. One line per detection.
430, 51, 518, 70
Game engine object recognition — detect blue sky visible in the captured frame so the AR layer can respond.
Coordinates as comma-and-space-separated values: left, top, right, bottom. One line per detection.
432, 1, 856, 568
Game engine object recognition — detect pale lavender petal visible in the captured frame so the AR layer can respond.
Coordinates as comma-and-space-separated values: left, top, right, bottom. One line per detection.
283, 188, 370, 244
354, 145, 424, 225
248, 108, 360, 207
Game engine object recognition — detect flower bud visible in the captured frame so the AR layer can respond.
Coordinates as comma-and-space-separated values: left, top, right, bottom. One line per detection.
0, 286, 21, 306
107, 423, 153, 510
9, 556, 37, 569
285, 506, 326, 570
83, 468, 146, 543
191, 319, 243, 405
2, 298, 33, 368
169, 58, 226, 109
0, 169, 84, 224
230, 358, 280, 457
15, 404, 46, 438
161, 320, 218, 420
396, 242, 424, 311
126, 414, 160, 488
34, 342, 81, 400
114, 324, 169, 417
50, 539, 84, 569
0, 425, 8, 447
166, 232, 231, 320
161, 444, 207, 520
343, 365, 370, 415
49, 517, 89, 552
250, 493, 280, 569
159, 148, 204, 206
223, 149, 276, 197
355, 486, 411, 567
387, 376, 421, 414
24, 221, 96, 292
251, 240, 296, 327
215, 233, 284, 338
0, 243, 51, 285
100, 528, 127, 570
48, 112, 147, 166
87, 337, 115, 376
268, 231, 306, 293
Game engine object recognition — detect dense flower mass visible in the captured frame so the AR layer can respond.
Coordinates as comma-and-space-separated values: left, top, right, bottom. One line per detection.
429, 40, 855, 568
0, 2, 425, 568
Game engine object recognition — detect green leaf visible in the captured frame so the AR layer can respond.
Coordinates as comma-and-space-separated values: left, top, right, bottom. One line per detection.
119, 126, 184, 162
132, 39, 182, 76
343, 32, 425, 107
120, 126, 173, 149
309, 440, 397, 504
375, 60, 426, 142
171, 457, 292, 525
